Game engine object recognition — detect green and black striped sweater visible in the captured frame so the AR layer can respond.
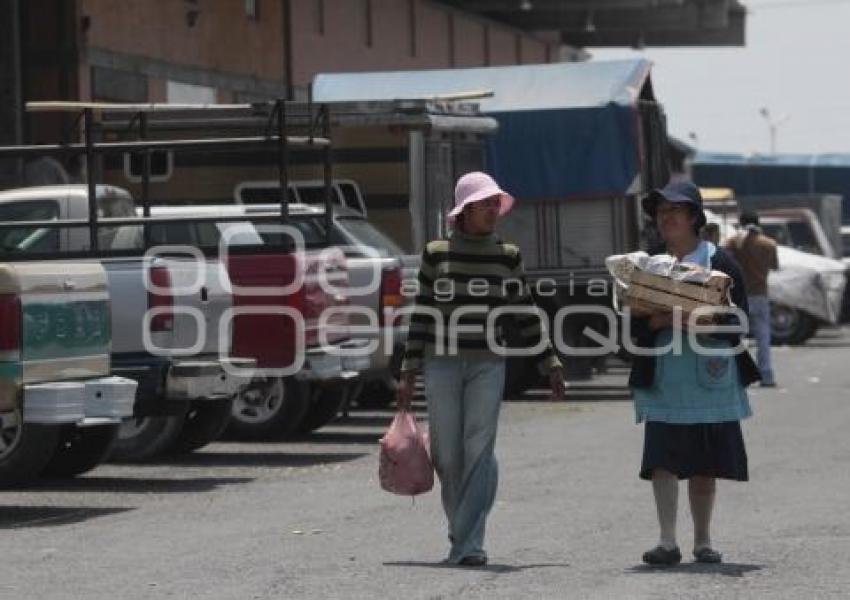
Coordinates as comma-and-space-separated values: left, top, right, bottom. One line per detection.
401, 229, 562, 373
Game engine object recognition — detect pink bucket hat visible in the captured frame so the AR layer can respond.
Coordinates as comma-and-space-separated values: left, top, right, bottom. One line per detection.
447, 172, 515, 223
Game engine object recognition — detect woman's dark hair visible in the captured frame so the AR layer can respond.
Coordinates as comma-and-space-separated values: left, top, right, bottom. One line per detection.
453, 211, 467, 233
687, 205, 702, 236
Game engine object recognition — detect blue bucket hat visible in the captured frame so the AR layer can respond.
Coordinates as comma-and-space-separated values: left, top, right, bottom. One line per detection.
642, 181, 707, 229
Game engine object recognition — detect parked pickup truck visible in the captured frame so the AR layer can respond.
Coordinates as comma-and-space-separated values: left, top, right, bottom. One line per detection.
243, 203, 416, 408
707, 208, 847, 345
0, 257, 138, 484
758, 209, 850, 335
0, 185, 256, 461
133, 205, 369, 438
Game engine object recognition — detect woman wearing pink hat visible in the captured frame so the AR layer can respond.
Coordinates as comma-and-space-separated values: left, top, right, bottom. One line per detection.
397, 171, 565, 566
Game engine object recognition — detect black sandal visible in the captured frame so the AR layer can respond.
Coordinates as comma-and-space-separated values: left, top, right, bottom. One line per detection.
693, 547, 723, 563
642, 545, 682, 566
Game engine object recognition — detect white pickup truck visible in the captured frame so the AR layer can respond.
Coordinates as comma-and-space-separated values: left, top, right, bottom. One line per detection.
0, 257, 137, 484
707, 208, 848, 345
0, 185, 256, 462
243, 203, 417, 409
133, 204, 374, 437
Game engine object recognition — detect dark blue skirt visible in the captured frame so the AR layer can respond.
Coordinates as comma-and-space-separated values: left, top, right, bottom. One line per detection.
640, 421, 748, 481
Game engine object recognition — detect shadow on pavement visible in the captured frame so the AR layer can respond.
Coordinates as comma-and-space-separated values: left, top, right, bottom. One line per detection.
510, 387, 632, 403
626, 563, 764, 577
157, 451, 368, 468
383, 561, 570, 574
27, 476, 253, 494
796, 327, 848, 348
336, 413, 418, 428
0, 505, 132, 529
300, 431, 384, 445
803, 339, 850, 349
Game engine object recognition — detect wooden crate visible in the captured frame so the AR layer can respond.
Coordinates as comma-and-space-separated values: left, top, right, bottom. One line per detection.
626, 284, 710, 315
625, 269, 731, 319
629, 270, 729, 305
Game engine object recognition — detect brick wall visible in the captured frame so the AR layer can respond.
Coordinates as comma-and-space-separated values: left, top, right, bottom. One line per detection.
76, 0, 556, 101
80, 0, 285, 83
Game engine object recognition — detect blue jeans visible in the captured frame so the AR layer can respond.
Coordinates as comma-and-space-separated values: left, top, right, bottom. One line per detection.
423, 355, 505, 563
748, 295, 775, 385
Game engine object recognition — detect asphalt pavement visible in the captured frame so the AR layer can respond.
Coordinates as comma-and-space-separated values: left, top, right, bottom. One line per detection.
1, 327, 849, 599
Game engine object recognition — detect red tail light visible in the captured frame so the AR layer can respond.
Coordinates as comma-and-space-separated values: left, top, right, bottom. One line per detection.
0, 294, 21, 353
379, 266, 403, 327
289, 286, 312, 345
285, 264, 314, 347
147, 266, 174, 332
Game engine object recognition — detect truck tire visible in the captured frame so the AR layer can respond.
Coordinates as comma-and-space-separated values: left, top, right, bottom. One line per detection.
171, 398, 234, 454
503, 356, 537, 399
0, 411, 62, 487
109, 415, 186, 462
298, 386, 346, 434
770, 304, 819, 346
41, 423, 120, 478
354, 380, 395, 409
227, 377, 310, 440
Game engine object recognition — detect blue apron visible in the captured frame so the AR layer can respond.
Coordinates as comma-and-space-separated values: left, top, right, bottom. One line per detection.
632, 242, 753, 424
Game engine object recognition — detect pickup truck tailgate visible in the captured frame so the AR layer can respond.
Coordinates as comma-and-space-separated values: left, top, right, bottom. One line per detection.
102, 258, 154, 355
226, 250, 349, 369
226, 253, 304, 369
163, 258, 233, 356
0, 261, 110, 384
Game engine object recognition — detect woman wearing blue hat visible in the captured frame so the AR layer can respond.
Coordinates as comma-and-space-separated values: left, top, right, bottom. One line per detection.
629, 181, 761, 566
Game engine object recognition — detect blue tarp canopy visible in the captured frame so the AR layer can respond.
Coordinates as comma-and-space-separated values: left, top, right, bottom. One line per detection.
693, 153, 850, 223
313, 59, 654, 200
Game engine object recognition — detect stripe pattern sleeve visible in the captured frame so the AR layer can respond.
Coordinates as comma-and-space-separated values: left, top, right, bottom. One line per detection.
506, 247, 563, 373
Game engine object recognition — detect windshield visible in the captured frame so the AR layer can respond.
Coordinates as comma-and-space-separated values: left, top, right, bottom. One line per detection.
97, 192, 137, 249
760, 223, 791, 247
761, 220, 822, 255
0, 200, 60, 253
110, 220, 264, 250
239, 186, 297, 205
785, 221, 821, 255
254, 217, 327, 248
335, 217, 404, 257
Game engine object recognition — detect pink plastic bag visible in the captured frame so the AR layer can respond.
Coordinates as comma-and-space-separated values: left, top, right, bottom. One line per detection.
378, 409, 434, 496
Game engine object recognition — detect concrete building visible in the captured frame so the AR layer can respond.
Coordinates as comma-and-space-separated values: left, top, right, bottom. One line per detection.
0, 0, 747, 186
0, 1, 555, 140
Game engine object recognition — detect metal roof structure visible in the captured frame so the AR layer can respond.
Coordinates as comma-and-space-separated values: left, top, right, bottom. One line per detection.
314, 59, 663, 201
695, 153, 850, 168
439, 0, 746, 48
313, 59, 654, 112
692, 153, 850, 225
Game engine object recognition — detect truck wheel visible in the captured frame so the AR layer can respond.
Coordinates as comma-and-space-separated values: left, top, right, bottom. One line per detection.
0, 410, 62, 487
227, 378, 310, 440
109, 415, 186, 462
504, 356, 537, 399
770, 304, 819, 346
355, 380, 395, 409
41, 423, 120, 478
298, 386, 346, 434
171, 398, 234, 454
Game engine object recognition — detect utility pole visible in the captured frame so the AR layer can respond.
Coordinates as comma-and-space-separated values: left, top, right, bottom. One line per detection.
759, 107, 790, 155
282, 0, 294, 100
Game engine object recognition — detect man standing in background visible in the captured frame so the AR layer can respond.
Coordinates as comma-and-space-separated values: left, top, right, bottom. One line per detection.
725, 211, 779, 387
